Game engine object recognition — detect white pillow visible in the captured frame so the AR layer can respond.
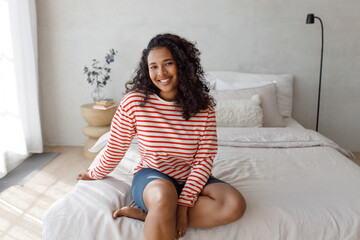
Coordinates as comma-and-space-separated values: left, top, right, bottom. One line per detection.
88, 148, 105, 170
88, 132, 110, 153
215, 95, 263, 128
216, 80, 275, 91
205, 71, 293, 117
212, 84, 285, 127
204, 73, 217, 90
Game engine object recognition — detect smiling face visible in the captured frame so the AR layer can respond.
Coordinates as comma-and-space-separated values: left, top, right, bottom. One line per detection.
147, 47, 178, 101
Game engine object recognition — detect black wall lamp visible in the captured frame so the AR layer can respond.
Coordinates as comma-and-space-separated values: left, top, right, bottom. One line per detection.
306, 13, 324, 132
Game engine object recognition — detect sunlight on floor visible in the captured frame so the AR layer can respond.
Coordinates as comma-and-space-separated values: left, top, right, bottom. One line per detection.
0, 197, 42, 239
0, 168, 81, 239
0, 146, 93, 239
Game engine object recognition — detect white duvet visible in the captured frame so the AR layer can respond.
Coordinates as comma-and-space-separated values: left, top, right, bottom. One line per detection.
43, 121, 360, 240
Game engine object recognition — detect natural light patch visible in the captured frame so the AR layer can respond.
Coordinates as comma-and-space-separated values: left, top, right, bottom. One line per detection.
0, 198, 42, 240
0, 0, 28, 178
0, 214, 11, 232
0, 181, 73, 226
7, 224, 40, 240
1, 187, 53, 223
2, 187, 36, 211
45, 179, 75, 198
0, 175, 74, 230
0, 0, 13, 59
0, 198, 43, 225
27, 197, 50, 222
24, 171, 74, 201
23, 172, 58, 193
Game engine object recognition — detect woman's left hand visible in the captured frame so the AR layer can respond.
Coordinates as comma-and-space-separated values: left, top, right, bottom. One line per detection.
176, 205, 188, 239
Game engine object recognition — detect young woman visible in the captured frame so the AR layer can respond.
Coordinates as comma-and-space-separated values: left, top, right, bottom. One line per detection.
77, 33, 246, 240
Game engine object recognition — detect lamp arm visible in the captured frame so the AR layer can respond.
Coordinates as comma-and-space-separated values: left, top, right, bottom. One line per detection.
314, 16, 324, 132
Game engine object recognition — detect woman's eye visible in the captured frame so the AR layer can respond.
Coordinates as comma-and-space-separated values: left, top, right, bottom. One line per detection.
165, 62, 173, 66
150, 66, 157, 70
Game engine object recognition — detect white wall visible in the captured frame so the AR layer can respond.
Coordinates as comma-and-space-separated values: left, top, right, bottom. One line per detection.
36, 0, 360, 151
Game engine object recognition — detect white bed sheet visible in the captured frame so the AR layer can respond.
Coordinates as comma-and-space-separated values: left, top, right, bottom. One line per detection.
43, 118, 360, 240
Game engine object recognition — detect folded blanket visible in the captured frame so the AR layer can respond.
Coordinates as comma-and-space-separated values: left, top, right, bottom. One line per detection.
217, 127, 354, 159
89, 127, 354, 160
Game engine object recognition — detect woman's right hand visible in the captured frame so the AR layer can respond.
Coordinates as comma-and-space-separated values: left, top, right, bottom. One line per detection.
76, 169, 92, 181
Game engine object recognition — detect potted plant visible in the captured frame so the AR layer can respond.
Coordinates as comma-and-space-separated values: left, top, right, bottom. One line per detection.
83, 49, 118, 102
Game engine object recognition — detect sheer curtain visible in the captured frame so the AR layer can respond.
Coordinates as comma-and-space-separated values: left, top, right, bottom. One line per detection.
0, 0, 43, 178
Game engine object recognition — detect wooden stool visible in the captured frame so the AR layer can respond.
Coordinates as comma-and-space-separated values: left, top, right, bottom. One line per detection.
80, 104, 117, 160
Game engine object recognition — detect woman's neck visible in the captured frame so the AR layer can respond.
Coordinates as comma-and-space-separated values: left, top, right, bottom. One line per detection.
159, 90, 177, 101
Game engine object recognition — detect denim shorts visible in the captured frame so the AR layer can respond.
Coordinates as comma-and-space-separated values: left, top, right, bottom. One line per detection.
131, 168, 225, 212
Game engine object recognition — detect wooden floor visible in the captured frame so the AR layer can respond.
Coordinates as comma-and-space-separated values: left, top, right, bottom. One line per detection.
0, 146, 93, 240
0, 147, 359, 240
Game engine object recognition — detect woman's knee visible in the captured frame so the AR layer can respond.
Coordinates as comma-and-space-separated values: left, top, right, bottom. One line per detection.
203, 183, 246, 223
223, 190, 246, 222
143, 179, 178, 213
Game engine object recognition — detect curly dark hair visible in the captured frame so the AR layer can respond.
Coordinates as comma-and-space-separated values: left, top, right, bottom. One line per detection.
125, 33, 214, 120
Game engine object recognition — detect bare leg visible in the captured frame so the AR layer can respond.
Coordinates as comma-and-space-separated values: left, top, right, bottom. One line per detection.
187, 183, 246, 228
142, 179, 178, 240
113, 206, 147, 221
113, 181, 245, 234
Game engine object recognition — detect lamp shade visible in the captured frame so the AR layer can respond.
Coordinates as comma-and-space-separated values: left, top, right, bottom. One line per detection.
306, 14, 315, 24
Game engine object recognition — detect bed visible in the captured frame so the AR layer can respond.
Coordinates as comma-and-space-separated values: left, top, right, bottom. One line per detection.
43, 71, 360, 240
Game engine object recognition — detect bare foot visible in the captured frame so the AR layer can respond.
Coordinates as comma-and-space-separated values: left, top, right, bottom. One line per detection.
113, 206, 147, 221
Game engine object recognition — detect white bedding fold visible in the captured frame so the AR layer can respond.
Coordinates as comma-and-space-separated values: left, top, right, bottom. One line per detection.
217, 127, 354, 159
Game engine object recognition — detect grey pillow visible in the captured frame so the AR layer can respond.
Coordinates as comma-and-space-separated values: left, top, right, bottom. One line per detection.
212, 83, 285, 127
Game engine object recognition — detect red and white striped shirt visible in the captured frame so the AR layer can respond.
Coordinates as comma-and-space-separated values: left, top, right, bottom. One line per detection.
87, 91, 217, 207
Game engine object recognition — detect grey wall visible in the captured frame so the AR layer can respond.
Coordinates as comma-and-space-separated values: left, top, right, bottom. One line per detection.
36, 0, 360, 151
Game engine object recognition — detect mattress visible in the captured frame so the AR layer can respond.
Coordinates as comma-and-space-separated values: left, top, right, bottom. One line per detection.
43, 118, 360, 240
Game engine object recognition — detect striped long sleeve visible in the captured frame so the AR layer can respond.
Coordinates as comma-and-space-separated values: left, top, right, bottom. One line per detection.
87, 95, 136, 180
177, 108, 217, 207
87, 91, 218, 207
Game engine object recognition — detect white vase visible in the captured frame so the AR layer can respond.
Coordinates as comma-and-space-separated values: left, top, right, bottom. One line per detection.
91, 85, 104, 103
